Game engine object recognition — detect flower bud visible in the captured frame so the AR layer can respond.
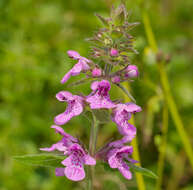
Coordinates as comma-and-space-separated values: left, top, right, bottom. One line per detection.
92, 68, 102, 77
110, 48, 118, 56
111, 76, 121, 83
125, 65, 139, 78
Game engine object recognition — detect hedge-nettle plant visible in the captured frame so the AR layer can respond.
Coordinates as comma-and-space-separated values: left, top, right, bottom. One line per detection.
15, 4, 157, 189
41, 4, 141, 181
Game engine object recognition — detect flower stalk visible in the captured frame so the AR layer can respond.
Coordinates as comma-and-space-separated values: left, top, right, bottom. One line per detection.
87, 112, 99, 190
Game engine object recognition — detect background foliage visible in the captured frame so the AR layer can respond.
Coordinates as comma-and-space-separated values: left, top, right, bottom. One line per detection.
0, 0, 193, 189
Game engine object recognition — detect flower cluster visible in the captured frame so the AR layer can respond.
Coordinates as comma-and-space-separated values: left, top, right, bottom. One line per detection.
41, 125, 95, 181
41, 49, 141, 181
41, 4, 142, 182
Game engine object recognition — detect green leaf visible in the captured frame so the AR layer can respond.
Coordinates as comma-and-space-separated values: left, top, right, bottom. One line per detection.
128, 163, 158, 179
98, 162, 115, 172
92, 109, 111, 124
99, 161, 157, 179
13, 154, 65, 168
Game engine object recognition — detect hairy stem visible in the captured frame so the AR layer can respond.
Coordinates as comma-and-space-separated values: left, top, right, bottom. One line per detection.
156, 106, 168, 190
142, 10, 193, 169
87, 112, 99, 190
117, 83, 136, 103
122, 82, 146, 190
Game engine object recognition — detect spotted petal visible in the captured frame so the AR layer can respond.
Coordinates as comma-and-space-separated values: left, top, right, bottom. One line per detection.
54, 96, 84, 125
64, 165, 85, 181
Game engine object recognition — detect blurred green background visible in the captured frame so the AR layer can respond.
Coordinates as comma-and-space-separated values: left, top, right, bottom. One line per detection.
0, 0, 193, 189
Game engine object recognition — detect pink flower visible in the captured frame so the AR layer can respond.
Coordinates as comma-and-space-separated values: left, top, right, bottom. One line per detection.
86, 80, 115, 109
125, 65, 139, 78
61, 50, 90, 84
112, 103, 142, 142
107, 146, 138, 180
92, 68, 102, 77
110, 48, 118, 56
40, 125, 78, 154
58, 144, 96, 181
40, 127, 96, 181
54, 91, 84, 125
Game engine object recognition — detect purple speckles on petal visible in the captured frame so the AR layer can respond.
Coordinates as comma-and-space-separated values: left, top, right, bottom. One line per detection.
107, 146, 136, 180
86, 80, 115, 109
54, 92, 84, 125
61, 143, 96, 181
111, 103, 141, 141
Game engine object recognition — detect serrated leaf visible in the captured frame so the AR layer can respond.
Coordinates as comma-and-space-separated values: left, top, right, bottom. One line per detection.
128, 163, 158, 179
13, 154, 65, 168
92, 109, 111, 124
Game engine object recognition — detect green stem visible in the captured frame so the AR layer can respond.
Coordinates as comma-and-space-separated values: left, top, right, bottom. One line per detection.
122, 83, 146, 190
87, 112, 99, 190
142, 11, 193, 169
116, 83, 136, 103
156, 106, 168, 190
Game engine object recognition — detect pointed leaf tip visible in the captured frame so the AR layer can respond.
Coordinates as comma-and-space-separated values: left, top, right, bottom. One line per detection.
127, 163, 158, 179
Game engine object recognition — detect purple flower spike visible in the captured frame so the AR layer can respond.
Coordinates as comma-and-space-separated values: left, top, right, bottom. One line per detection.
125, 65, 139, 78
107, 146, 137, 180
86, 80, 115, 109
54, 91, 84, 125
40, 125, 78, 153
61, 50, 91, 84
112, 103, 142, 141
61, 143, 96, 181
